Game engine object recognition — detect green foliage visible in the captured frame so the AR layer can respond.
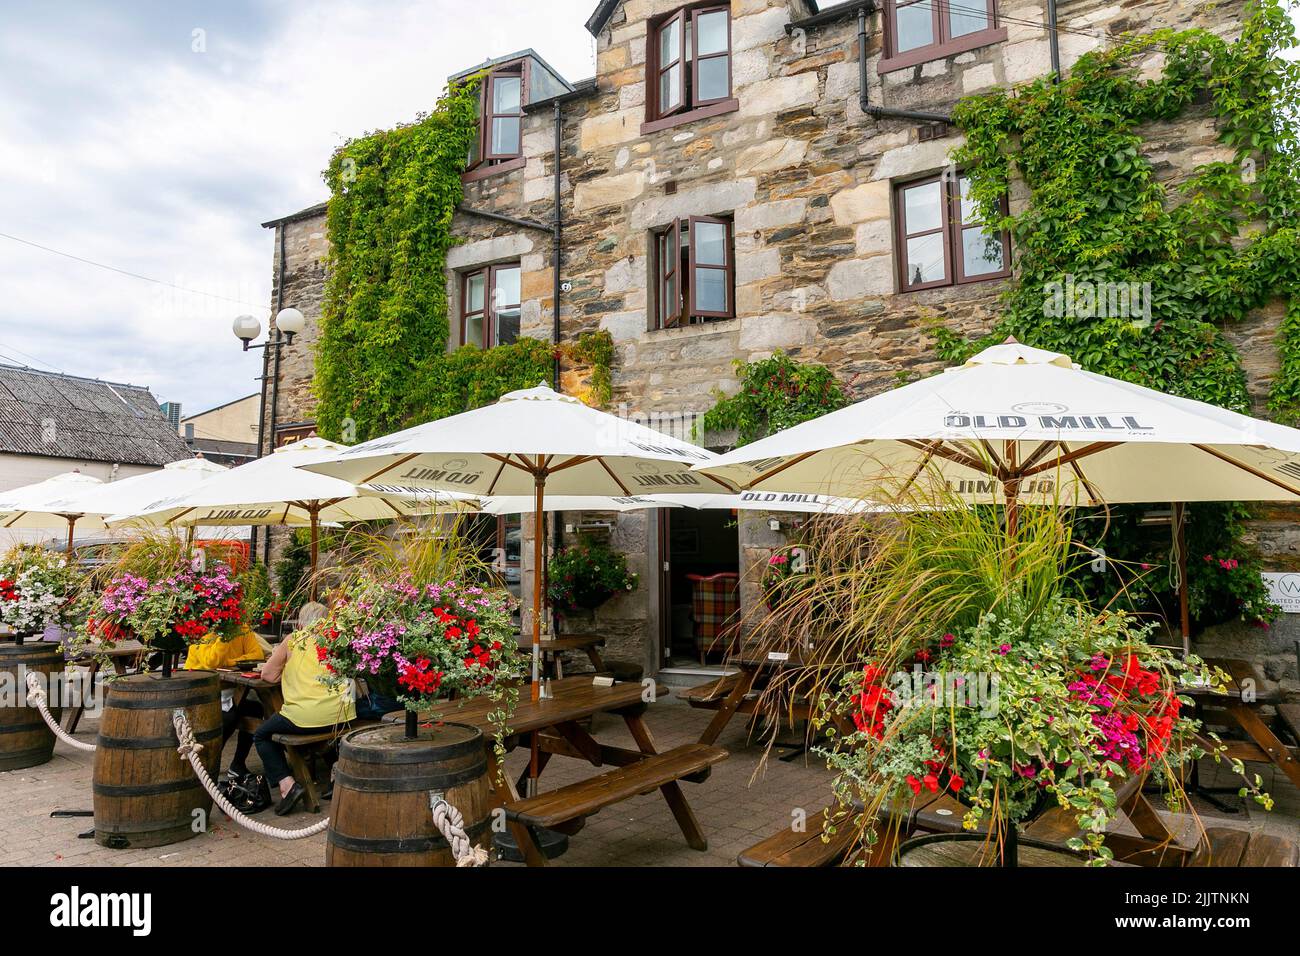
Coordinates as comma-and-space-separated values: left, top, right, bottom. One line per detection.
702, 351, 850, 446
546, 537, 639, 612
938, 0, 1300, 630
314, 78, 618, 436
315, 77, 484, 441
237, 560, 276, 625
274, 529, 313, 608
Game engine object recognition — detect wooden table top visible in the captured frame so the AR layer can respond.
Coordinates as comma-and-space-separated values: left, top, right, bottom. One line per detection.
217, 669, 277, 690
383, 675, 667, 736
1178, 657, 1265, 703
66, 640, 149, 662
515, 634, 606, 651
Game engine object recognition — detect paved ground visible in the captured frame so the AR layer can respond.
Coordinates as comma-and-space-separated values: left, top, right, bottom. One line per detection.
2, 694, 1297, 867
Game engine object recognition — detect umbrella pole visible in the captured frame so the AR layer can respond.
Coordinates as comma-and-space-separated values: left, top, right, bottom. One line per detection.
529, 471, 545, 798
309, 507, 320, 603
1000, 476, 1021, 867
1174, 502, 1190, 656
65, 515, 76, 556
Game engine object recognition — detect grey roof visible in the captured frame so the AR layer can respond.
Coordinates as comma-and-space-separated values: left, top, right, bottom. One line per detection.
0, 364, 192, 467
261, 201, 328, 229
448, 48, 574, 91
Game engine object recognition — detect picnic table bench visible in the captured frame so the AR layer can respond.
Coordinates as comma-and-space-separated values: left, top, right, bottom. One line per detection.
383, 675, 728, 865
63, 640, 149, 733
515, 633, 607, 678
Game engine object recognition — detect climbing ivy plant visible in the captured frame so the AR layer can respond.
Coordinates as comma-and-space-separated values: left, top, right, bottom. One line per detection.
702, 351, 850, 446
313, 77, 616, 439
935, 0, 1300, 626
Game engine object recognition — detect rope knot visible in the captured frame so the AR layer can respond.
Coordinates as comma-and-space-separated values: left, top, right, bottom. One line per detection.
171, 708, 203, 759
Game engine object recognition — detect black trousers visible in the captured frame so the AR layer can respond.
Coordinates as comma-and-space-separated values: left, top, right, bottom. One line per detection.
253, 713, 336, 785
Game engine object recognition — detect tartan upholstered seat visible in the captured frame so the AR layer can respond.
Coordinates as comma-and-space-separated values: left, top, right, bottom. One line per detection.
687, 572, 741, 664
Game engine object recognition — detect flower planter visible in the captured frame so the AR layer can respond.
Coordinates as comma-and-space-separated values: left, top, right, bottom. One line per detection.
92, 671, 222, 849
0, 638, 64, 771
326, 722, 491, 867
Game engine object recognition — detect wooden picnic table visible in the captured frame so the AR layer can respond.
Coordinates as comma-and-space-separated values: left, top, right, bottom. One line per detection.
1181, 656, 1300, 793
688, 644, 852, 747
382, 675, 727, 866
63, 640, 149, 733
218, 670, 285, 725
514, 633, 606, 677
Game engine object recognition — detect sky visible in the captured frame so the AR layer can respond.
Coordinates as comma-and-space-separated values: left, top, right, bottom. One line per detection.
0, 0, 598, 416
1, 2, 1296, 420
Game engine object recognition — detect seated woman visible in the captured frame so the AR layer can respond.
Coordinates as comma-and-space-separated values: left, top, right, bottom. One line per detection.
254, 602, 356, 815
185, 622, 268, 783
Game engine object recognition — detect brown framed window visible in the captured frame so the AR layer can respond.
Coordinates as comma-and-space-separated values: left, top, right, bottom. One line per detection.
465, 62, 527, 175
895, 172, 1009, 291
644, 5, 735, 132
880, 0, 1005, 73
652, 216, 734, 329
461, 263, 522, 347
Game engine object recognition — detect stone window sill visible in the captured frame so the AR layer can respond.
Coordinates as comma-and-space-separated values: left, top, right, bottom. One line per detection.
640, 99, 740, 136
877, 28, 1007, 74
462, 157, 525, 184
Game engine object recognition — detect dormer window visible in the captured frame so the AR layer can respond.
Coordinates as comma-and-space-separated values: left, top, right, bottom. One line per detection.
643, 5, 738, 134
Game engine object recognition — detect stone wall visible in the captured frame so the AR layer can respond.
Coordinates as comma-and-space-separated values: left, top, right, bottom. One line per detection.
260, 0, 1299, 687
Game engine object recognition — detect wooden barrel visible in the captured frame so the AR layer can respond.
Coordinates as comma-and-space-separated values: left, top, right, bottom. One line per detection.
327, 722, 490, 867
93, 671, 222, 849
0, 640, 64, 771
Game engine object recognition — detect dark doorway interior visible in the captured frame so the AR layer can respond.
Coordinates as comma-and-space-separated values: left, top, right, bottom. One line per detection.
661, 506, 740, 667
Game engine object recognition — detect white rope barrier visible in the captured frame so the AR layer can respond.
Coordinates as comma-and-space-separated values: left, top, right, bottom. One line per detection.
172, 708, 330, 840
24, 672, 96, 753
431, 793, 490, 867
171, 708, 487, 864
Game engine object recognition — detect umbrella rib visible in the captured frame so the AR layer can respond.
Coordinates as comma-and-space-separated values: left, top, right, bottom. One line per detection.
1019, 441, 1121, 478
1018, 440, 1060, 474
1191, 444, 1300, 498
900, 439, 987, 474
547, 455, 597, 474
749, 451, 819, 488
697, 470, 740, 493
1066, 458, 1102, 506
897, 441, 941, 499
485, 457, 510, 495
978, 439, 1006, 474
595, 458, 633, 496
360, 454, 418, 486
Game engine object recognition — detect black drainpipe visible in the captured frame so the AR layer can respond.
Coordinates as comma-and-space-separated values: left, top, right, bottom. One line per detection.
551, 99, 565, 581
856, 6, 953, 123
1047, 0, 1062, 80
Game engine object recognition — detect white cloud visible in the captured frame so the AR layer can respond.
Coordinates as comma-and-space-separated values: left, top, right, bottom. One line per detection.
0, 0, 596, 416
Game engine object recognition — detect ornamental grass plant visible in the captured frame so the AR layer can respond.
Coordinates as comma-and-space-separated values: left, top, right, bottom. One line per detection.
744, 468, 1271, 863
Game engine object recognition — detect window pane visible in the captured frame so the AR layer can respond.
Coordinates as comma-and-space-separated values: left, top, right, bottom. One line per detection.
949, 3, 990, 38
695, 267, 727, 312
493, 266, 521, 309
694, 221, 727, 266
492, 117, 520, 155
895, 2, 934, 52
697, 56, 729, 101
664, 272, 677, 323
696, 11, 728, 56
660, 63, 682, 110
495, 306, 521, 345
465, 314, 484, 348
493, 76, 521, 113
467, 273, 485, 312
903, 180, 943, 234
905, 234, 946, 285
961, 226, 1004, 277
958, 176, 979, 224
660, 18, 681, 64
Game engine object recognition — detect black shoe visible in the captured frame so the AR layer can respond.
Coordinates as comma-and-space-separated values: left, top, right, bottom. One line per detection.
274, 783, 306, 816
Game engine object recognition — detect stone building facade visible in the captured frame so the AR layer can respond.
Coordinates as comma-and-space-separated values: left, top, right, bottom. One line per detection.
259, 0, 1297, 693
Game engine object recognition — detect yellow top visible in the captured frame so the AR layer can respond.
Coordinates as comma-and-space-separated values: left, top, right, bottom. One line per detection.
280, 633, 356, 729
184, 625, 266, 671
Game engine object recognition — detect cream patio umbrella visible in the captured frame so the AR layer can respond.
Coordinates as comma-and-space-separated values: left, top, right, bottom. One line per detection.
300, 382, 730, 792
0, 471, 106, 552
113, 437, 478, 597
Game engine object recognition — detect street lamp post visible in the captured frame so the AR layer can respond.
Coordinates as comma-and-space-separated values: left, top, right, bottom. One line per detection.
233, 308, 306, 564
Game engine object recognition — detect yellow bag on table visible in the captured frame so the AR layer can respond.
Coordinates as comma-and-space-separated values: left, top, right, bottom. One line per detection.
184, 624, 267, 671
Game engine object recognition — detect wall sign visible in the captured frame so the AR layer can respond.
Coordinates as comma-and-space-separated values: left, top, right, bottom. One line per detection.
1261, 572, 1300, 613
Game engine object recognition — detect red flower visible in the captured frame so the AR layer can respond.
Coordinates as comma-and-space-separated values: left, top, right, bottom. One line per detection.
948, 775, 964, 792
